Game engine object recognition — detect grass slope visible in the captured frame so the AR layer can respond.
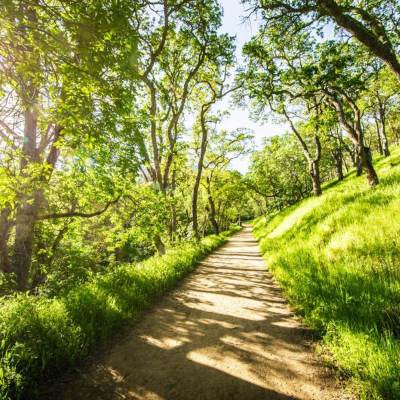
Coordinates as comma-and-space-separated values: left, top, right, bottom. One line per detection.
0, 227, 240, 400
253, 149, 400, 400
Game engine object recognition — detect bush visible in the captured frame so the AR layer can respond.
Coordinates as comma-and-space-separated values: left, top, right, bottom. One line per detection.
0, 227, 240, 400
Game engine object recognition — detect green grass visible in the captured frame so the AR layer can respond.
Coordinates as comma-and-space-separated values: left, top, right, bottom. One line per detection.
0, 227, 240, 400
253, 149, 400, 400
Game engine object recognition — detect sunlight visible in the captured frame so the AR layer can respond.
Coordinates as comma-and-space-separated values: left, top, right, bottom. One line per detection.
268, 197, 324, 238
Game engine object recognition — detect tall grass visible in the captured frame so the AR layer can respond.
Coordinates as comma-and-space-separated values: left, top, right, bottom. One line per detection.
0, 228, 240, 400
253, 149, 400, 400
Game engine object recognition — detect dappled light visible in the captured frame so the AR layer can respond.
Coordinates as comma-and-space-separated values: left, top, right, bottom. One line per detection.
45, 227, 347, 400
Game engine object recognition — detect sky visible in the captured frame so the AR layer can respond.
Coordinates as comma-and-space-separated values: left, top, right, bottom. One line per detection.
217, 0, 289, 173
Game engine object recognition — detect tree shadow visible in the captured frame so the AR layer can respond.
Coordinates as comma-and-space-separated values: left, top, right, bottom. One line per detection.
43, 227, 338, 400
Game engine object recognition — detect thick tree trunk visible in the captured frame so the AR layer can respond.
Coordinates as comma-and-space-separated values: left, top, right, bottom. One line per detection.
12, 105, 39, 290
355, 151, 363, 176
13, 201, 38, 290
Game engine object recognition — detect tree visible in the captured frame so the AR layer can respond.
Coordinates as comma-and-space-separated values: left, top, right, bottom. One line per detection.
245, 134, 312, 212
0, 0, 143, 289
246, 0, 400, 81
202, 128, 254, 233
238, 30, 380, 187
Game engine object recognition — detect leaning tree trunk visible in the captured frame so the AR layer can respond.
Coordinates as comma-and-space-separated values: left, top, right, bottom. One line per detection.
154, 234, 166, 255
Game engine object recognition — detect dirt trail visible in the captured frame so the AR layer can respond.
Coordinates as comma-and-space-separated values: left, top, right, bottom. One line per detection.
50, 226, 351, 400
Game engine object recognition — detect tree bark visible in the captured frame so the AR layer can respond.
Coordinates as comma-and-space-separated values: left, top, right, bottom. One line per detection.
309, 160, 322, 196
192, 106, 209, 239
374, 116, 383, 155
378, 105, 390, 157
359, 145, 379, 186
12, 104, 40, 290
206, 177, 219, 234
331, 147, 344, 181
0, 207, 12, 273
154, 234, 166, 255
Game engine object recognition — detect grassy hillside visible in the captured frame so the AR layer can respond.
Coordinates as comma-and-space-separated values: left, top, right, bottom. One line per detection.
253, 148, 400, 400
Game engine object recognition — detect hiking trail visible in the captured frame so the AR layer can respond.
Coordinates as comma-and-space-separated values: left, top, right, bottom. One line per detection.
48, 226, 352, 400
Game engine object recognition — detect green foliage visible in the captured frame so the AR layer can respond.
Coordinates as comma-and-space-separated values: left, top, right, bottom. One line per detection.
0, 227, 240, 400
253, 148, 400, 399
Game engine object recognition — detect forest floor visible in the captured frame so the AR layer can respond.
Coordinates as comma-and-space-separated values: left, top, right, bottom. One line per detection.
45, 226, 353, 400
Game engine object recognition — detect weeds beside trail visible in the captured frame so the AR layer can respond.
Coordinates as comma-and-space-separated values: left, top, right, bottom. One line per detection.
0, 228, 240, 400
253, 149, 400, 400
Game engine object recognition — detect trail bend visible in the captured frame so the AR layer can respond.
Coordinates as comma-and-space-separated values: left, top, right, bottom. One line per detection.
49, 226, 351, 400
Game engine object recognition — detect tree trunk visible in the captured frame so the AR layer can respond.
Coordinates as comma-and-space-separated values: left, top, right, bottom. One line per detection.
192, 106, 209, 240
355, 150, 363, 176
359, 145, 379, 186
192, 175, 201, 239
374, 117, 383, 155
154, 234, 166, 256
332, 148, 344, 181
0, 207, 12, 273
12, 104, 39, 290
206, 179, 219, 234
13, 202, 38, 290
379, 110, 390, 157
309, 160, 322, 196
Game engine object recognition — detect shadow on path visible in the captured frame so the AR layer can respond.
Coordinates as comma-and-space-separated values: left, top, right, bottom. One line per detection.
45, 226, 350, 400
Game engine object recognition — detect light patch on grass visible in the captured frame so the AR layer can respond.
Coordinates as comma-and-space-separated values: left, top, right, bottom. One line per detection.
268, 196, 325, 238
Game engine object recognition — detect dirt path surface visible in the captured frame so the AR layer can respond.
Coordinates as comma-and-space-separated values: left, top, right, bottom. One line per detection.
50, 226, 351, 400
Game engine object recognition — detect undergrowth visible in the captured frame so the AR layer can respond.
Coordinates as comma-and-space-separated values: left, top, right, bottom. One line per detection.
0, 227, 240, 400
253, 148, 400, 400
